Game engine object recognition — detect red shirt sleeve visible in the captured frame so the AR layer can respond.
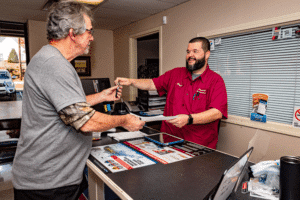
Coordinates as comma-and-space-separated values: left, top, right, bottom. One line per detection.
208, 76, 228, 119
152, 70, 173, 96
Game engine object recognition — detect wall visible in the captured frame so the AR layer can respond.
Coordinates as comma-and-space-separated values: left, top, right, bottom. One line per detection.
113, 0, 300, 160
27, 20, 114, 85
27, 20, 48, 60
218, 121, 300, 163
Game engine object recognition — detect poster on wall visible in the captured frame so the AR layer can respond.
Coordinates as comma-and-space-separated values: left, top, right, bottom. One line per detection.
209, 39, 215, 50
293, 107, 300, 128
71, 56, 91, 76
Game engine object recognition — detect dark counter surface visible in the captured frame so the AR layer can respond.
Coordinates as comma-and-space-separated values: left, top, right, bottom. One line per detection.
90, 126, 263, 200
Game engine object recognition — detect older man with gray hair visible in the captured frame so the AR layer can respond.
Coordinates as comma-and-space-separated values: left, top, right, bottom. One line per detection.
12, 1, 144, 199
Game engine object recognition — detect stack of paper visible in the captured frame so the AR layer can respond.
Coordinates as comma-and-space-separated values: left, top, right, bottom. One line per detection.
107, 131, 147, 141
130, 113, 177, 122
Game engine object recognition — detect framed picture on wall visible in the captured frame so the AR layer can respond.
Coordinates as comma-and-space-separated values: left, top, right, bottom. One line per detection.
71, 56, 91, 76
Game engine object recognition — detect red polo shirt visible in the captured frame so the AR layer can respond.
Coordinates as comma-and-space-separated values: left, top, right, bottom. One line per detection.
152, 66, 228, 149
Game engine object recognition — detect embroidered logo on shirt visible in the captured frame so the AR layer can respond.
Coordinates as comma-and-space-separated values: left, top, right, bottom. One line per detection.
197, 88, 206, 94
177, 83, 183, 87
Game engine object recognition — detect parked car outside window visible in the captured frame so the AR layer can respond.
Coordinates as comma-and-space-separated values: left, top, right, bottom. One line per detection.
0, 69, 16, 100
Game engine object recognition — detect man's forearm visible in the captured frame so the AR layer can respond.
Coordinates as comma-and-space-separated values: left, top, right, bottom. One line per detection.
192, 108, 222, 124
86, 93, 105, 106
131, 79, 157, 91
80, 111, 126, 132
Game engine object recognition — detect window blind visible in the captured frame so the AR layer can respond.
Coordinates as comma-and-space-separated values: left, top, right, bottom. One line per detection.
209, 25, 300, 125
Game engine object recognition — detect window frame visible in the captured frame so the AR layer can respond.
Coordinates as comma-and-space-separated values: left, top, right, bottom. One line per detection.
207, 24, 300, 137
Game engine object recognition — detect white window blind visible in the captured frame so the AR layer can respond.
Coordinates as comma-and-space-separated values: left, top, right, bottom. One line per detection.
209, 25, 300, 125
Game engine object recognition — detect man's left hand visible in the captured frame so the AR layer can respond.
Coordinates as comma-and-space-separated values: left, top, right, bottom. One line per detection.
167, 114, 189, 128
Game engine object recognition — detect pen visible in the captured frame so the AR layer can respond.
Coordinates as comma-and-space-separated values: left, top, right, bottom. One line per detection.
193, 93, 196, 100
115, 82, 120, 98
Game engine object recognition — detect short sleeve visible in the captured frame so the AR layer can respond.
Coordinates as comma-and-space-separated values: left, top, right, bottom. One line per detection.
152, 70, 173, 96
208, 76, 228, 119
39, 59, 86, 112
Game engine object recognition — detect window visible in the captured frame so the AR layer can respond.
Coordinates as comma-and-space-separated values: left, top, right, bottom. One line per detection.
0, 21, 29, 101
209, 24, 300, 125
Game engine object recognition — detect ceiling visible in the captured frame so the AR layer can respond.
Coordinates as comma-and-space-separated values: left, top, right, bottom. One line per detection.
0, 0, 191, 30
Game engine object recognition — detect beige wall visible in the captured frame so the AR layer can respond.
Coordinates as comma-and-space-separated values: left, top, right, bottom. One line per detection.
27, 20, 48, 59
27, 20, 114, 85
218, 122, 300, 163
113, 0, 300, 160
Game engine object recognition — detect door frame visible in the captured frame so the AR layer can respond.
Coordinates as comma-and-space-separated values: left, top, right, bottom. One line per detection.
128, 26, 162, 101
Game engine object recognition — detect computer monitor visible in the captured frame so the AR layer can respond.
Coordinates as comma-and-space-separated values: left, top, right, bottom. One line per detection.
80, 78, 113, 113
205, 147, 254, 200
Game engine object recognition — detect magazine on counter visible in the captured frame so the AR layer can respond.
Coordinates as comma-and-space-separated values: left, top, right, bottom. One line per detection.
90, 143, 156, 173
123, 139, 193, 164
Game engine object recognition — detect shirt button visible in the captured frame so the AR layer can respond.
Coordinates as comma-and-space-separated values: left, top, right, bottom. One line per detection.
186, 93, 188, 95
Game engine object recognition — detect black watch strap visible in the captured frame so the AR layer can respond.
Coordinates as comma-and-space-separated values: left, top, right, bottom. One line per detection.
188, 114, 193, 125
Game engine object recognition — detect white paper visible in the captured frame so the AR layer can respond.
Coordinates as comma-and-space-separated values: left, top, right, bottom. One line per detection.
148, 90, 158, 95
130, 113, 177, 122
107, 131, 147, 141
215, 38, 221, 45
144, 110, 164, 115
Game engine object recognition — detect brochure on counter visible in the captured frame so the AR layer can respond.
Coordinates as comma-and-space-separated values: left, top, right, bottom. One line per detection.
123, 139, 193, 164
90, 143, 156, 173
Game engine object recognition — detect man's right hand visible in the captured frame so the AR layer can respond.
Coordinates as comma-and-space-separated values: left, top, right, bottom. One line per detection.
114, 77, 132, 86
122, 114, 145, 132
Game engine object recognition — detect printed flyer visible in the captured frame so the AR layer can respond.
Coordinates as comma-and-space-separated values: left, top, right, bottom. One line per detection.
124, 139, 193, 164
90, 143, 156, 173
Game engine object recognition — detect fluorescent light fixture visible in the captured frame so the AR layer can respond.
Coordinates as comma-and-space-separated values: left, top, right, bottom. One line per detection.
75, 0, 104, 5
43, 0, 105, 11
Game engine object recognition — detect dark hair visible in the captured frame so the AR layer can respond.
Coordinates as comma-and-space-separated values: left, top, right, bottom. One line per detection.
47, 0, 93, 41
189, 37, 210, 52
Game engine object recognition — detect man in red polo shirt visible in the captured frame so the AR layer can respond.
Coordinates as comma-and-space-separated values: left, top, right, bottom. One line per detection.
115, 37, 227, 149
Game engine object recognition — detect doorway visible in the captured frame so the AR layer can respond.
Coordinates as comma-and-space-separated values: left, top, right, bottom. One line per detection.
128, 26, 162, 101
137, 32, 159, 79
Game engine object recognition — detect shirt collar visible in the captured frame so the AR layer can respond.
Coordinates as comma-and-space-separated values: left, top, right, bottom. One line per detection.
185, 65, 211, 82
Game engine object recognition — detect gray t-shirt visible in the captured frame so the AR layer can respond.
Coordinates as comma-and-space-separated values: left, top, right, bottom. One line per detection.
12, 45, 92, 190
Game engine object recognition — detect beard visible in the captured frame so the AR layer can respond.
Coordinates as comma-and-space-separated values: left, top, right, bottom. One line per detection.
186, 56, 206, 73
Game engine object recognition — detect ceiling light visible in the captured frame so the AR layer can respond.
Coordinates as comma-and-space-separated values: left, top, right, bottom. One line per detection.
43, 0, 106, 11
75, 0, 104, 5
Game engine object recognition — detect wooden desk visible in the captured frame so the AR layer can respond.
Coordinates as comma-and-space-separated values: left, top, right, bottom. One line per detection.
87, 127, 262, 200
0, 101, 22, 130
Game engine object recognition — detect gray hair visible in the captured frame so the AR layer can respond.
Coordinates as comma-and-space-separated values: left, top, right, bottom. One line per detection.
47, 0, 93, 41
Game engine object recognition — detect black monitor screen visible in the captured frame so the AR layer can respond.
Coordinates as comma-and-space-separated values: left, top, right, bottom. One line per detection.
81, 78, 113, 112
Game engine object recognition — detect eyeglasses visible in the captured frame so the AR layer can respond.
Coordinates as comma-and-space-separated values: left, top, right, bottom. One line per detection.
186, 50, 200, 54
86, 28, 94, 35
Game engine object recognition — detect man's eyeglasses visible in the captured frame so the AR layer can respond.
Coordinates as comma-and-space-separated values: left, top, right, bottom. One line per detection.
86, 28, 94, 35
186, 50, 200, 54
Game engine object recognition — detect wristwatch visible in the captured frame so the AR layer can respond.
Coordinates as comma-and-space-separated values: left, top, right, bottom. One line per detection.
187, 114, 193, 125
